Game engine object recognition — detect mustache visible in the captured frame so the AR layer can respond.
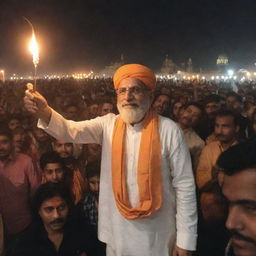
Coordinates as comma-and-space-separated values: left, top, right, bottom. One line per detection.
230, 230, 256, 245
122, 103, 139, 107
50, 218, 65, 225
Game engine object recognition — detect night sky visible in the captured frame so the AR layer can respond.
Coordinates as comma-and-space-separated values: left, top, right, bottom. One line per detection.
1, 0, 256, 75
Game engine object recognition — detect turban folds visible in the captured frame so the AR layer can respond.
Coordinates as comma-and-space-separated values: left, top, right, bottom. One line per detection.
113, 64, 156, 89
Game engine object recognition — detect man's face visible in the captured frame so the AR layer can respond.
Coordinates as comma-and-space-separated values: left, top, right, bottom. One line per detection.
43, 163, 64, 183
178, 105, 202, 128
39, 196, 68, 233
214, 116, 238, 143
65, 106, 78, 120
152, 95, 170, 115
205, 101, 221, 119
222, 169, 256, 256
8, 119, 21, 131
52, 141, 73, 158
226, 96, 242, 111
100, 103, 113, 116
88, 175, 100, 195
172, 102, 183, 119
33, 128, 50, 143
116, 77, 152, 124
0, 135, 12, 160
89, 104, 99, 116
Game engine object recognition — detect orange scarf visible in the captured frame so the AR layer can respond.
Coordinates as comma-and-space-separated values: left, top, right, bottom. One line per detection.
112, 110, 162, 219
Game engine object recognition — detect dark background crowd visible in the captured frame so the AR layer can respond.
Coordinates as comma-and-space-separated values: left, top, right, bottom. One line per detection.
1, 77, 256, 255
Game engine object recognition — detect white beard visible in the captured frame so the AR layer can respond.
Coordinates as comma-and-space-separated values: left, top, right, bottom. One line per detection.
117, 98, 151, 124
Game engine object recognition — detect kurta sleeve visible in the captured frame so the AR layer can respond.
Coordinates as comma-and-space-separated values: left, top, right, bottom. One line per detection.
169, 127, 198, 251
38, 109, 113, 145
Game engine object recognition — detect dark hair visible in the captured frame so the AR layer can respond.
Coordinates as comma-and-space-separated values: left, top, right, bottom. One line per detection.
217, 140, 256, 176
40, 151, 65, 170
31, 182, 74, 221
226, 92, 243, 103
215, 109, 240, 127
204, 94, 221, 105
7, 114, 22, 123
184, 101, 204, 114
86, 160, 101, 179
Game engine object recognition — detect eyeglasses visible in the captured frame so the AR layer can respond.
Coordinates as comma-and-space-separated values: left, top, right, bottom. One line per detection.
115, 86, 146, 96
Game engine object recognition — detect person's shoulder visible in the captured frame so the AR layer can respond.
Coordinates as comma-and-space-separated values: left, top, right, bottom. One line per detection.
14, 153, 33, 163
202, 140, 220, 152
159, 115, 180, 130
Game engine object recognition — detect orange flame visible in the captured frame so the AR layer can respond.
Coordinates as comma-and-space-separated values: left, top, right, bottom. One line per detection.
29, 31, 39, 67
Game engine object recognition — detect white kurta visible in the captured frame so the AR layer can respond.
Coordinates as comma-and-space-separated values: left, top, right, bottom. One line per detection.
39, 111, 197, 256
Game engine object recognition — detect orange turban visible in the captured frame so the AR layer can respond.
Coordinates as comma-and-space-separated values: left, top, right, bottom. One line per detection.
113, 64, 156, 89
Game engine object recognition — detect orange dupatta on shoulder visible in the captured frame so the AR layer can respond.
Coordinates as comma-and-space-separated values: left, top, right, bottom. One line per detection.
112, 110, 162, 219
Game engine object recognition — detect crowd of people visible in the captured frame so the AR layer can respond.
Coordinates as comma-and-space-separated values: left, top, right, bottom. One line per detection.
1, 65, 256, 256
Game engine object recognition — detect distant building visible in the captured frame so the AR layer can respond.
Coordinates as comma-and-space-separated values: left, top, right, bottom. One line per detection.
216, 54, 229, 72
160, 55, 177, 75
186, 58, 193, 73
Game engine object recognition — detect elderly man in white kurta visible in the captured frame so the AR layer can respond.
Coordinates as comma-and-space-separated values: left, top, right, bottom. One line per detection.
24, 64, 197, 256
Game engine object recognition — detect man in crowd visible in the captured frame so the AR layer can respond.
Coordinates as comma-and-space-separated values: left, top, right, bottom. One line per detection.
226, 92, 250, 139
11, 182, 96, 256
24, 64, 197, 256
0, 128, 39, 249
217, 140, 256, 256
152, 93, 171, 117
197, 94, 221, 140
50, 140, 85, 204
177, 102, 205, 170
196, 110, 240, 189
40, 151, 66, 184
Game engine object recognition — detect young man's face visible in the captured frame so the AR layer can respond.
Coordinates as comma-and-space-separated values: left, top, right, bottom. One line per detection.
52, 141, 74, 158
43, 163, 64, 183
88, 175, 100, 194
214, 116, 239, 144
39, 196, 68, 233
0, 135, 12, 160
100, 103, 113, 116
222, 169, 256, 256
178, 105, 202, 128
152, 95, 170, 115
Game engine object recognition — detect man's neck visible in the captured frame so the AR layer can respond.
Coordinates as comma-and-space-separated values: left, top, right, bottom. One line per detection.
46, 228, 64, 251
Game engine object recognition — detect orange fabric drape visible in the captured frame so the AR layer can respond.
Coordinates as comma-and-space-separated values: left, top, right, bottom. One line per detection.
112, 110, 162, 219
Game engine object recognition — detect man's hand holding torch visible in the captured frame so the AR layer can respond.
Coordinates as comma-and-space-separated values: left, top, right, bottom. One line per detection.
24, 83, 52, 125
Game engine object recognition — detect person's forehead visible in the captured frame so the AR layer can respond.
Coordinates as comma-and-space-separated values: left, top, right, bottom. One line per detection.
41, 196, 66, 208
187, 105, 201, 114
119, 77, 144, 88
89, 176, 100, 181
206, 101, 218, 107
158, 95, 170, 101
216, 115, 234, 123
222, 169, 256, 200
45, 162, 62, 169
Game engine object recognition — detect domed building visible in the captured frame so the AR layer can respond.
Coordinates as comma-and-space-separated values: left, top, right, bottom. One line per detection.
216, 54, 229, 72
160, 55, 177, 75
